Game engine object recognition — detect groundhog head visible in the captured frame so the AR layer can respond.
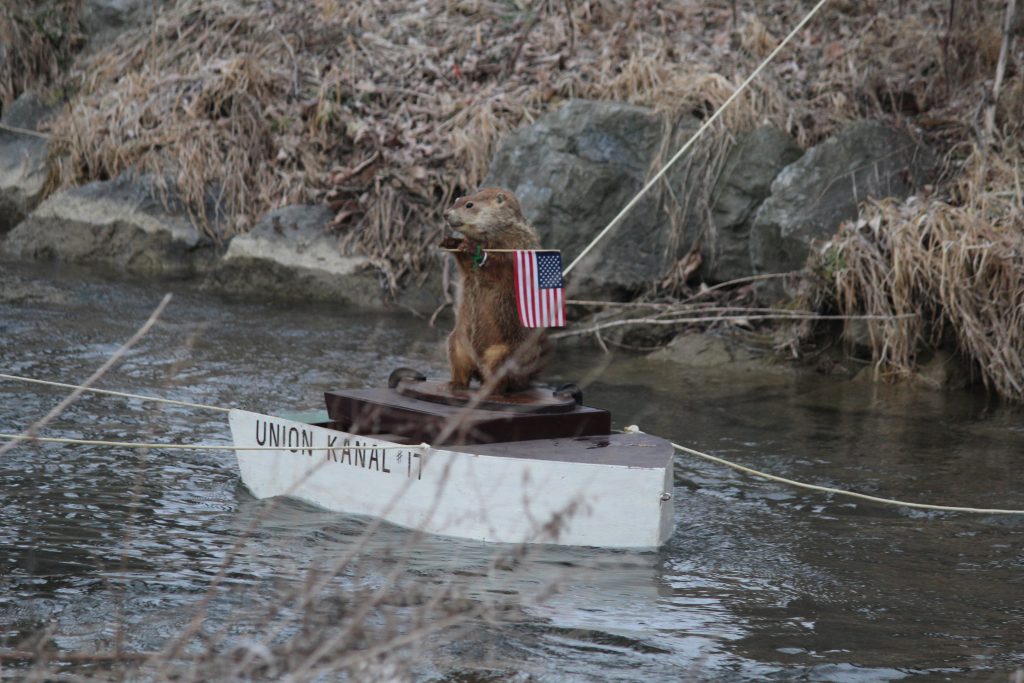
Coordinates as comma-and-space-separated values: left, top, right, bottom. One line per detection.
443, 188, 524, 243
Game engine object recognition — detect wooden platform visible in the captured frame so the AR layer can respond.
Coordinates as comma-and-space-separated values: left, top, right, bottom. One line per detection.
324, 384, 611, 446
395, 379, 577, 413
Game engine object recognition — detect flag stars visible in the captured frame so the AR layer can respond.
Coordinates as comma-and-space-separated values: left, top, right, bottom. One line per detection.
536, 252, 565, 289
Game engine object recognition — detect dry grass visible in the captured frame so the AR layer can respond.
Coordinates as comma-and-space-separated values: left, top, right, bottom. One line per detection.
0, 0, 83, 112
814, 143, 1024, 401
45, 0, 995, 283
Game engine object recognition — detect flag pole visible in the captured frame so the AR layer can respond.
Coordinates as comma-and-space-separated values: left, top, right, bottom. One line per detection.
439, 248, 561, 253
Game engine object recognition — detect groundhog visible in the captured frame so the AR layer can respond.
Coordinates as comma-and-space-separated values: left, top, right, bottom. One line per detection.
442, 187, 551, 394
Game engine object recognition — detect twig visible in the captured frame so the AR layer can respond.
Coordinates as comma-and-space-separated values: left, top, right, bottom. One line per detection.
684, 271, 804, 301
565, 273, 803, 308
984, 0, 1017, 140
552, 312, 917, 339
428, 301, 451, 327
0, 650, 155, 663
0, 121, 50, 139
439, 248, 560, 253
505, 15, 541, 77
0, 294, 172, 459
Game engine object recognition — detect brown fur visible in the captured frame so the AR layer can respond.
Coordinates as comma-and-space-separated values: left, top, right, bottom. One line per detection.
443, 187, 551, 394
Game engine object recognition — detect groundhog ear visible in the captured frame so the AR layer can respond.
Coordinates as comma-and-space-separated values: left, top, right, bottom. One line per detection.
495, 193, 505, 204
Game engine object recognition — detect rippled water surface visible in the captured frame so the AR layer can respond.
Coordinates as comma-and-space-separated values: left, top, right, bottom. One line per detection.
1, 262, 1022, 681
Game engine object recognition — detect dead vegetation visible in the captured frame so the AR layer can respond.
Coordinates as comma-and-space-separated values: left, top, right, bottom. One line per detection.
0, 0, 83, 111
814, 144, 1024, 401
45, 1, 1002, 280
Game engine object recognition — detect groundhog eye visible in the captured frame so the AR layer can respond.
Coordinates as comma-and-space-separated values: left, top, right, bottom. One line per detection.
465, 202, 474, 209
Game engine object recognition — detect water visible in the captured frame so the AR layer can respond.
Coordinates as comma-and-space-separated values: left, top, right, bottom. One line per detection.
1, 261, 1022, 681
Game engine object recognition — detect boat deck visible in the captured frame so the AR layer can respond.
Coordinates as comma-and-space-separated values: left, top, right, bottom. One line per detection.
444, 431, 672, 469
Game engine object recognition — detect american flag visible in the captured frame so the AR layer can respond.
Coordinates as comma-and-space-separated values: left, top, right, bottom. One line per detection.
513, 250, 566, 328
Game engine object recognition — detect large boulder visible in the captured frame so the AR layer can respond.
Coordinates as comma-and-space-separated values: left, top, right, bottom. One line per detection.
750, 120, 933, 276
211, 204, 429, 310
705, 126, 803, 283
0, 92, 55, 234
485, 99, 700, 297
2, 174, 211, 276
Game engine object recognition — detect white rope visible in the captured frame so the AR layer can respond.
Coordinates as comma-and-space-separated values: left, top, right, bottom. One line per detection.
0, 373, 231, 413
620, 427, 1024, 515
0, 433, 428, 452
563, 0, 832, 276
9, 422, 1019, 514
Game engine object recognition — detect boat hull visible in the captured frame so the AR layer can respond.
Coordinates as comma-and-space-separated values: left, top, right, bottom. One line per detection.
229, 409, 675, 549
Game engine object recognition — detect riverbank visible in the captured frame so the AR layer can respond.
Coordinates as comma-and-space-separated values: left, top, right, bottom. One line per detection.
1, 0, 1021, 399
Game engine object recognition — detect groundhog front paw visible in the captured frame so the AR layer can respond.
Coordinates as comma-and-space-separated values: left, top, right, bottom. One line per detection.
439, 236, 463, 250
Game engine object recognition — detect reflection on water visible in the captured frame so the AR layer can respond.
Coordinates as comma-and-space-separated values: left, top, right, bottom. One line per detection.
1, 261, 1022, 681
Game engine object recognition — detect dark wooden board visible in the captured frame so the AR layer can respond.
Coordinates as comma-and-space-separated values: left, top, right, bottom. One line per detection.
324, 388, 611, 446
395, 379, 576, 414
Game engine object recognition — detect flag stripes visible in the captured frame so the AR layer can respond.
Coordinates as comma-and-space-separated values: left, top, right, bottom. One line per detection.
513, 250, 565, 328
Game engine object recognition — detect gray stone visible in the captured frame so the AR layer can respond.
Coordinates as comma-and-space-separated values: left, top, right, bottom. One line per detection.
484, 99, 700, 296
650, 332, 759, 368
912, 349, 971, 391
2, 91, 56, 131
649, 331, 799, 375
211, 204, 416, 310
0, 92, 55, 234
2, 174, 210, 276
750, 120, 933, 276
0, 271, 69, 305
705, 127, 803, 283
81, 0, 154, 44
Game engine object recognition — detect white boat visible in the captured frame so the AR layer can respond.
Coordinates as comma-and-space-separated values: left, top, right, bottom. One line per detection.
228, 371, 675, 548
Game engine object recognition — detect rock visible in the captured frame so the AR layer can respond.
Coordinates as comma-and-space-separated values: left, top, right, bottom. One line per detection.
81, 0, 154, 44
485, 99, 700, 296
651, 333, 746, 368
211, 204, 416, 310
2, 174, 211, 276
649, 331, 793, 373
0, 92, 55, 234
912, 349, 971, 391
705, 126, 803, 283
0, 271, 70, 305
750, 121, 933, 277
842, 318, 875, 359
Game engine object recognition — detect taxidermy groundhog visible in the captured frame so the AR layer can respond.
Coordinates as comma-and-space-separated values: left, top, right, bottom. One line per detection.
442, 188, 552, 394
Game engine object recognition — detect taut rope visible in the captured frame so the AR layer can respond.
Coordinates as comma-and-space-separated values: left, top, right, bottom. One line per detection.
6, 371, 1020, 514
624, 427, 1024, 515
0, 373, 231, 413
563, 0, 832, 277
0, 433, 428, 452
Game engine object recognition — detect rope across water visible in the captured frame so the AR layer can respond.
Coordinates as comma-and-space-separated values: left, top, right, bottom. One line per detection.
0, 433, 427, 452
0, 377, 1019, 516
622, 427, 1024, 515
0, 373, 230, 413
